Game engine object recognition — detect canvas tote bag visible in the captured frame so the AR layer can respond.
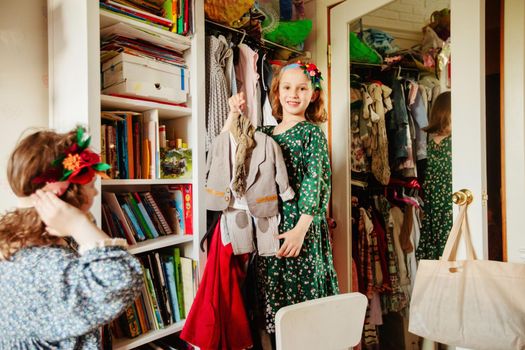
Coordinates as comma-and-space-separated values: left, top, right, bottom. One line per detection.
409, 203, 525, 350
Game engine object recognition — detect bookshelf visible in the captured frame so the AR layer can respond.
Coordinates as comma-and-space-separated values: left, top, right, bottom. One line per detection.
113, 321, 185, 350
101, 95, 192, 119
102, 179, 191, 186
127, 234, 193, 255
47, 1, 206, 349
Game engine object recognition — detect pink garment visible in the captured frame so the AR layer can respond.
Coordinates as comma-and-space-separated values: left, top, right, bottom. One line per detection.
368, 292, 383, 326
235, 43, 260, 127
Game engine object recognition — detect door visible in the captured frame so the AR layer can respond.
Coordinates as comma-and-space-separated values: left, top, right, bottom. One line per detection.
503, 0, 525, 264
329, 0, 488, 293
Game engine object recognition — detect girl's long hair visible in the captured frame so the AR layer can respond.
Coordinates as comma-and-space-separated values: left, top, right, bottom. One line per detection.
423, 91, 451, 134
0, 129, 89, 259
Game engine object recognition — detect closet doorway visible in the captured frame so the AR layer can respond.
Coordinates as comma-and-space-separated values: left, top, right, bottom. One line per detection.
328, 0, 488, 297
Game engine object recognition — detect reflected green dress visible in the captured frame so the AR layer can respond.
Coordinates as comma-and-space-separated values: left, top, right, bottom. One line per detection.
257, 121, 339, 333
416, 135, 453, 260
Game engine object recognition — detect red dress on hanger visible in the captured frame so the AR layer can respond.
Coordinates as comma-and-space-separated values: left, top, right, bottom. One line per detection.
181, 220, 252, 350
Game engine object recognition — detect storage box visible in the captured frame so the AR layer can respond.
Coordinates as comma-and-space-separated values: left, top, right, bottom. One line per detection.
102, 53, 189, 103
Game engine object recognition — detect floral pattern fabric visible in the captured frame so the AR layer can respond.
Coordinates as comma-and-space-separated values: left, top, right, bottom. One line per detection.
416, 136, 453, 260
0, 246, 142, 349
256, 121, 339, 333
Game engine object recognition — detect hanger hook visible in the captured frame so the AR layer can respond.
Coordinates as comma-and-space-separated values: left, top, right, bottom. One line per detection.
240, 29, 247, 45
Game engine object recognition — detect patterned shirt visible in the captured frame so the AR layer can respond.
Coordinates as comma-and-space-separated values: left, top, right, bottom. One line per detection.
0, 246, 142, 349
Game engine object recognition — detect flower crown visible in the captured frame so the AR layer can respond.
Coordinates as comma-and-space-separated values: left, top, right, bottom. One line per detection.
284, 60, 323, 90
32, 127, 110, 194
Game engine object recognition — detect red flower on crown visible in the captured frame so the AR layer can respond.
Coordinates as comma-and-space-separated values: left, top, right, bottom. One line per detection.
32, 127, 110, 190
297, 61, 323, 90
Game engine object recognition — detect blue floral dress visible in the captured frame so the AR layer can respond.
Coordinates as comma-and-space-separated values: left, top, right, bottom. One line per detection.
0, 245, 142, 349
256, 121, 339, 333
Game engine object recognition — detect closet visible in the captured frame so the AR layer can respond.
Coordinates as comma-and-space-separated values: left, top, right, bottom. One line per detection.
329, 0, 486, 348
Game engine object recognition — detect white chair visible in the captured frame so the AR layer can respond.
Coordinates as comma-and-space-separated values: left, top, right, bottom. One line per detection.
275, 292, 368, 350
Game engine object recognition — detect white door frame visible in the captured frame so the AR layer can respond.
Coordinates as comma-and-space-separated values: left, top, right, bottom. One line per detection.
328, 0, 487, 292
503, 0, 525, 263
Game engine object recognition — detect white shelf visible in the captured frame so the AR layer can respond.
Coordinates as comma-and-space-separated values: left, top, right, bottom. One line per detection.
113, 320, 185, 350
99, 9, 191, 49
101, 95, 192, 119
102, 178, 192, 186
128, 235, 193, 255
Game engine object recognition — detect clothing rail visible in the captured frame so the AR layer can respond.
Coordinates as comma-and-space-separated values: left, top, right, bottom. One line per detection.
350, 61, 421, 80
205, 19, 305, 56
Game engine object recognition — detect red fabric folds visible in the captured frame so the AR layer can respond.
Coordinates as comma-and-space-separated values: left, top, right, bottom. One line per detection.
181, 221, 252, 350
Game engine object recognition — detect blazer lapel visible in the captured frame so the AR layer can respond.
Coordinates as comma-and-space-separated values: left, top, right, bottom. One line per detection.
245, 133, 266, 190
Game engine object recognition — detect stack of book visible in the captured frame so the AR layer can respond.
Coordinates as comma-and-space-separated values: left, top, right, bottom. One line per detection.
100, 21, 188, 67
102, 184, 193, 245
112, 247, 198, 338
100, 0, 193, 35
101, 111, 192, 180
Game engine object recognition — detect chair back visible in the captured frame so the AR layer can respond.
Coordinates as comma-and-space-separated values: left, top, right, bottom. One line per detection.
275, 292, 368, 350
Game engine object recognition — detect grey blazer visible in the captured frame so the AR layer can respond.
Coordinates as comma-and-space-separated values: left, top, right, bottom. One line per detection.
205, 131, 294, 217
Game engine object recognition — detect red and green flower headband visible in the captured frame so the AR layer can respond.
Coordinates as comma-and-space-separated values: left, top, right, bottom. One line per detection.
32, 127, 110, 195
282, 60, 323, 90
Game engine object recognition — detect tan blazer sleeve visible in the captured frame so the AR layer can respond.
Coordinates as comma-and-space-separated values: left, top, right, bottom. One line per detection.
269, 137, 295, 201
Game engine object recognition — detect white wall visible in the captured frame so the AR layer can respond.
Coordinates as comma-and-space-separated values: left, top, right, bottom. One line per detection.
504, 0, 525, 263
0, 1, 49, 211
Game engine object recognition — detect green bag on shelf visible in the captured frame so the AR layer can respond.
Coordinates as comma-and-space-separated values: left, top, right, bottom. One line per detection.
350, 32, 382, 64
263, 19, 312, 48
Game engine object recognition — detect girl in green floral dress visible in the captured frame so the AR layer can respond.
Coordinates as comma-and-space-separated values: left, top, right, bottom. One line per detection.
228, 60, 339, 338
416, 91, 453, 260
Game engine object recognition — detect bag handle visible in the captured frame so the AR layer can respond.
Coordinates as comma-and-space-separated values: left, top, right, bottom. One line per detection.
441, 203, 477, 261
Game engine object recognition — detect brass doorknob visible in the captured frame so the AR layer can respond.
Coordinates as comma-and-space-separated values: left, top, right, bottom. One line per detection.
452, 189, 474, 205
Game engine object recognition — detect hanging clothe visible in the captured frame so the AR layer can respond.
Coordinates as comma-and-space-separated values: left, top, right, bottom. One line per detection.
235, 43, 261, 127
368, 82, 392, 185
218, 35, 237, 96
181, 221, 253, 350
205, 36, 231, 151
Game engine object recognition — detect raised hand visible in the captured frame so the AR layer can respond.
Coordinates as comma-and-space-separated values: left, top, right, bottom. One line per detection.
31, 189, 90, 237
228, 92, 246, 115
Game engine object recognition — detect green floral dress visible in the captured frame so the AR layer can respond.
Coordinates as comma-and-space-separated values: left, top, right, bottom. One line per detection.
257, 121, 339, 333
416, 135, 453, 260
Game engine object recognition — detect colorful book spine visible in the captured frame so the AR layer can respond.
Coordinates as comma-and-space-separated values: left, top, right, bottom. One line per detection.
173, 186, 185, 234
154, 252, 173, 324
126, 193, 155, 239
173, 247, 185, 318
122, 202, 147, 241
182, 184, 193, 235
140, 283, 157, 330
105, 0, 173, 26
134, 296, 149, 334
144, 268, 164, 328
139, 193, 166, 235
132, 192, 160, 238
144, 192, 173, 235
162, 256, 181, 322
102, 192, 136, 244
180, 256, 194, 316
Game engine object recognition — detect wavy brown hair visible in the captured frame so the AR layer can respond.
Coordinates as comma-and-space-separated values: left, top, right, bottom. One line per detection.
270, 58, 328, 124
423, 91, 451, 134
0, 128, 90, 259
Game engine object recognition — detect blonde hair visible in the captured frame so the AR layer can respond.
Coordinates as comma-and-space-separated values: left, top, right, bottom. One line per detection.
270, 58, 328, 124
423, 91, 451, 134
0, 128, 91, 259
